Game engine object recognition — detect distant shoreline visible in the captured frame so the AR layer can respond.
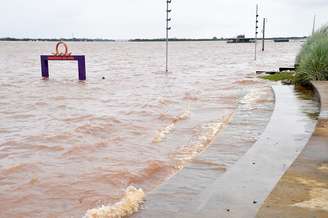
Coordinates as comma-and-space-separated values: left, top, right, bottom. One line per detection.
0, 36, 307, 42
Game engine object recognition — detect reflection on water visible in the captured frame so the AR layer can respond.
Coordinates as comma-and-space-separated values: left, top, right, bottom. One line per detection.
294, 86, 320, 120
0, 41, 304, 217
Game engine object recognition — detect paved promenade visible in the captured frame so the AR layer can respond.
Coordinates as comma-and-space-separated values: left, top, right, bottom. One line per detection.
257, 81, 328, 218
134, 85, 318, 218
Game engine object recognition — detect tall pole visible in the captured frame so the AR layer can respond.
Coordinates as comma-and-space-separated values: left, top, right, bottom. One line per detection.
262, 18, 266, 52
166, 0, 172, 73
255, 4, 259, 60
312, 15, 316, 35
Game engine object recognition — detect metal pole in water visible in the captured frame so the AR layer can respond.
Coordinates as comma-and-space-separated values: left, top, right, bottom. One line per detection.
262, 18, 266, 52
312, 15, 316, 35
166, 0, 172, 73
255, 4, 259, 60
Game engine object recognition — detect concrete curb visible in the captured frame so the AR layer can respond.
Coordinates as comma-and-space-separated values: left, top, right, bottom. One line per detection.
133, 85, 317, 218
257, 81, 328, 218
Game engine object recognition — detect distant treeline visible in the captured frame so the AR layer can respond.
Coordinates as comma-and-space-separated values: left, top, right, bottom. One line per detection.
130, 37, 226, 42
0, 36, 307, 42
130, 36, 307, 42
0, 37, 115, 42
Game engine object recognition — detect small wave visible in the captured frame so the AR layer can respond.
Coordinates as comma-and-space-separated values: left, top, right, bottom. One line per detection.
8, 114, 35, 119
240, 89, 259, 105
233, 79, 261, 85
26, 132, 73, 143
152, 123, 175, 144
153, 108, 190, 143
172, 113, 234, 168
183, 92, 199, 101
83, 186, 145, 218
63, 115, 95, 122
0, 128, 10, 134
128, 160, 174, 185
81, 160, 173, 189
293, 188, 328, 211
319, 164, 328, 172
158, 98, 176, 106
34, 101, 48, 106
0, 163, 39, 179
239, 88, 272, 110
27, 144, 64, 152
62, 142, 107, 157
75, 124, 113, 135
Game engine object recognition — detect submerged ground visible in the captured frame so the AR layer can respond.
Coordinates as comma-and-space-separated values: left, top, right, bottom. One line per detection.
0, 41, 305, 217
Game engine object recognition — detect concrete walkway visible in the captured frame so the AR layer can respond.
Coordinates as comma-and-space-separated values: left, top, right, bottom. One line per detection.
257, 81, 328, 218
134, 85, 317, 218
132, 85, 274, 218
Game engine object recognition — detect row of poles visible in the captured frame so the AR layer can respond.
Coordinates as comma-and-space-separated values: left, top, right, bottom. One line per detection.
255, 5, 316, 60
166, 3, 317, 69
166, 0, 172, 73
166, 3, 267, 70
254, 4, 266, 61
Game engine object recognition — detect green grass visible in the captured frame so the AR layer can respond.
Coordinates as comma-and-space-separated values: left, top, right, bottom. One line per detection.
261, 72, 295, 82
295, 24, 328, 85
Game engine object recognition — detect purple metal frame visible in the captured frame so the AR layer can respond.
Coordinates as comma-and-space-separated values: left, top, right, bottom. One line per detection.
41, 55, 86, 80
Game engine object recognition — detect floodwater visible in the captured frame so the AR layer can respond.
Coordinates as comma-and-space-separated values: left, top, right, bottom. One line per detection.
0, 41, 305, 217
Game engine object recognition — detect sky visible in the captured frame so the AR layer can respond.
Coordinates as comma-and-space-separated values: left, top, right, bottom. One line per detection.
0, 0, 327, 39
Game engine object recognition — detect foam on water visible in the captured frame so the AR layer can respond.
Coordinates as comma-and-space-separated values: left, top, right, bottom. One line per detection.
172, 113, 234, 168
83, 186, 145, 218
292, 188, 328, 211
153, 107, 190, 143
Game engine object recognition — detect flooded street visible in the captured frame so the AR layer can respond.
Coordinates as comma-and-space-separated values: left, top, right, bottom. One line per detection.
0, 41, 305, 217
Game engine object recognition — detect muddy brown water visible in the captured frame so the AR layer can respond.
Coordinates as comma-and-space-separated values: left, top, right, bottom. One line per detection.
0, 41, 307, 217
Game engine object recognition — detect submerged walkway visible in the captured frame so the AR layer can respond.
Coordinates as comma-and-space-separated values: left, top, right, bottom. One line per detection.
257, 81, 328, 218
134, 85, 318, 218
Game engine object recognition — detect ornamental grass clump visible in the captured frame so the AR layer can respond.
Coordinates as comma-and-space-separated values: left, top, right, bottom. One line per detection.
295, 25, 328, 85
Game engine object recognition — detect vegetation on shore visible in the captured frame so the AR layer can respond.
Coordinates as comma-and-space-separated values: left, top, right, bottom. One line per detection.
295, 24, 328, 85
261, 72, 295, 83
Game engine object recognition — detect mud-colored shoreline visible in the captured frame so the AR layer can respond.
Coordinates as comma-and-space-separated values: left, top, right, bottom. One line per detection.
257, 81, 328, 218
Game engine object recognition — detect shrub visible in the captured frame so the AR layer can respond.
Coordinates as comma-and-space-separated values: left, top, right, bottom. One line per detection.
295, 25, 328, 85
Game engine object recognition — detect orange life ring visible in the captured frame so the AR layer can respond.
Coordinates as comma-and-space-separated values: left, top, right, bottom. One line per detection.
53, 42, 71, 56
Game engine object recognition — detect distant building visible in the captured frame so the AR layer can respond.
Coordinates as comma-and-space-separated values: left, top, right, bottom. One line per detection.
227, 34, 254, 43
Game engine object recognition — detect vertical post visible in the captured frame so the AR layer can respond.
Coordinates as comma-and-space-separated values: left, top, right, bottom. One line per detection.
255, 4, 259, 60
166, 0, 172, 73
312, 15, 316, 35
41, 56, 49, 78
78, 56, 87, 81
262, 18, 266, 52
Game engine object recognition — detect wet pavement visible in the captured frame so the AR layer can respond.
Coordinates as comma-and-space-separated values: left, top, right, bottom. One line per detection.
133, 85, 319, 218
257, 81, 328, 218
132, 83, 275, 218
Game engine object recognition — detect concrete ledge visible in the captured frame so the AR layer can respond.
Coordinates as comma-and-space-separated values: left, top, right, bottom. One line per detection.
176, 86, 317, 218
133, 86, 317, 218
133, 85, 275, 218
257, 81, 328, 218
313, 81, 328, 128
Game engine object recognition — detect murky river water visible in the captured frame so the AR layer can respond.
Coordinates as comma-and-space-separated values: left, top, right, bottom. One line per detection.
0, 41, 307, 217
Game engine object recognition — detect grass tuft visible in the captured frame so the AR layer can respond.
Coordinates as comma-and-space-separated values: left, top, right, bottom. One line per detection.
261, 72, 295, 82
295, 24, 328, 85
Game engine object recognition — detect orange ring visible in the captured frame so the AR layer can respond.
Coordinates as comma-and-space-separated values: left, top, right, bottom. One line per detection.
55, 42, 70, 56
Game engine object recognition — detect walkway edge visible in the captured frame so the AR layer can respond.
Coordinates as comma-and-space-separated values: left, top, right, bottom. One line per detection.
256, 81, 328, 218
177, 85, 317, 218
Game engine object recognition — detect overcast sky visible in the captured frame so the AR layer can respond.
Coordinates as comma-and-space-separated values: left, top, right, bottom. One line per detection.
1, 0, 327, 39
